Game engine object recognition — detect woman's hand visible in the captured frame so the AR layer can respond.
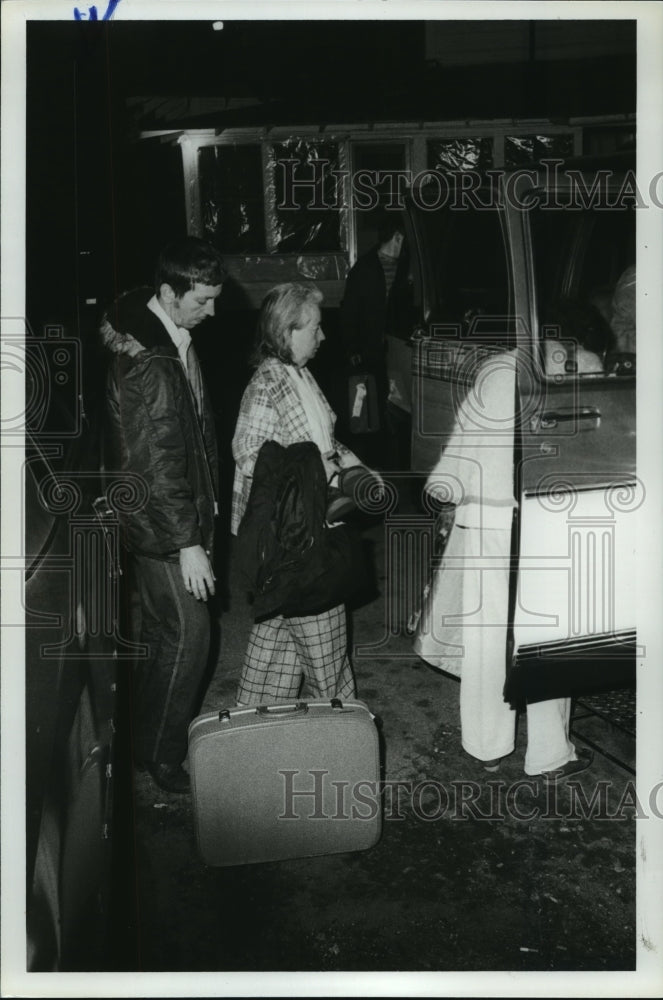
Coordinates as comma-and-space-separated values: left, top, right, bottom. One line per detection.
322, 451, 342, 482
335, 444, 363, 470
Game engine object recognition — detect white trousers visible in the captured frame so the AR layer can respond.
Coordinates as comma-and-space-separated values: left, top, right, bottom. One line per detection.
416, 521, 577, 775
460, 646, 576, 775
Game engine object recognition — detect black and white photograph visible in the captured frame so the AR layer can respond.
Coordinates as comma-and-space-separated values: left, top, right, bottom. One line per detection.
2, 2, 663, 996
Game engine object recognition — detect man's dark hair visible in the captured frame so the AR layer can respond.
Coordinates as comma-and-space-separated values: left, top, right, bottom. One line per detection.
376, 210, 405, 247
154, 237, 227, 297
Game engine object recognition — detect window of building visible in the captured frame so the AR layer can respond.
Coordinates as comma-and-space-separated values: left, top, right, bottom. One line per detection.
198, 144, 266, 253
427, 137, 494, 173
504, 133, 574, 168
268, 139, 344, 253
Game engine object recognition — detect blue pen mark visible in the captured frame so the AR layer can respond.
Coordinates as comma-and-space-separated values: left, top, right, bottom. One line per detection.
74, 0, 122, 20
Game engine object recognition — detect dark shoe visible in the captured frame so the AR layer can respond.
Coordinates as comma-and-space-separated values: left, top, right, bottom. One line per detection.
540, 747, 594, 786
463, 750, 504, 773
144, 761, 190, 794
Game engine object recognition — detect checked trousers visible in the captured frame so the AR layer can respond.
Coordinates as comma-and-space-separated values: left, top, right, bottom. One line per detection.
237, 604, 357, 707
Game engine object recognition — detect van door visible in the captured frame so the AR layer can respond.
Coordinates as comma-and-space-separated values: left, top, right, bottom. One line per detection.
505, 176, 637, 701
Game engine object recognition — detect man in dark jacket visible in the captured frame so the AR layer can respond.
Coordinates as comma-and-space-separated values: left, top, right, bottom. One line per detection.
102, 237, 225, 792
339, 212, 406, 467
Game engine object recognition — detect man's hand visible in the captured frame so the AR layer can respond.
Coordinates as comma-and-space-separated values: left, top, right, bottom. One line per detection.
179, 544, 216, 601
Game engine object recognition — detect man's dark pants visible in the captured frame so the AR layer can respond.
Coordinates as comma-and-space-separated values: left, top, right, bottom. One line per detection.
131, 554, 210, 766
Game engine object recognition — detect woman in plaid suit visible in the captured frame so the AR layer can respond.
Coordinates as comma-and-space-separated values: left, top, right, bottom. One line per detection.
231, 283, 362, 706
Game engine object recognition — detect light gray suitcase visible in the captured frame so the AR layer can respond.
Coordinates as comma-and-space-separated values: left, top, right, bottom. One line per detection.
188, 698, 382, 867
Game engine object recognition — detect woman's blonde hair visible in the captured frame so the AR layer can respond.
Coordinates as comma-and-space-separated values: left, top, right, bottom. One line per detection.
252, 282, 323, 365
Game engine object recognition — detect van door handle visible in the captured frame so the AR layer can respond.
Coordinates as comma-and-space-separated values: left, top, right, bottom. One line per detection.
530, 406, 601, 432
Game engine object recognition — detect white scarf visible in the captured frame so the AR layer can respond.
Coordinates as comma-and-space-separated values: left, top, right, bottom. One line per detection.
285, 364, 335, 457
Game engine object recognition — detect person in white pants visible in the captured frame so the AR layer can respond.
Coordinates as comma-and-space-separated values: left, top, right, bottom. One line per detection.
413, 350, 592, 781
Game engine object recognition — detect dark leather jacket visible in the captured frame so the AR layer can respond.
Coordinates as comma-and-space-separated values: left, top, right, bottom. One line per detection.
101, 287, 219, 560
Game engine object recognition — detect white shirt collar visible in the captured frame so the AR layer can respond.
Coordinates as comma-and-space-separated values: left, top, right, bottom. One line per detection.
147, 294, 191, 355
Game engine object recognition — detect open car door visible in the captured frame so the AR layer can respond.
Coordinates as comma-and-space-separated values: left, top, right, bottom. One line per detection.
504, 164, 637, 703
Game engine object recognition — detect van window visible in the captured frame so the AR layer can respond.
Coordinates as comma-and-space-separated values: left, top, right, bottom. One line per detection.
422, 204, 514, 346
530, 202, 635, 378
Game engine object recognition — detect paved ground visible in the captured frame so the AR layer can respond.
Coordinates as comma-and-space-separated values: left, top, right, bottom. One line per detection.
123, 492, 638, 980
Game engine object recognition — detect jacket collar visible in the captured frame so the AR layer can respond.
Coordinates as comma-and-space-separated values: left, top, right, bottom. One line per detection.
103, 287, 179, 357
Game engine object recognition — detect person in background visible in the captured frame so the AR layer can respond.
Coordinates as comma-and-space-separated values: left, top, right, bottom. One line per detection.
339, 210, 407, 467
101, 237, 225, 793
231, 282, 362, 706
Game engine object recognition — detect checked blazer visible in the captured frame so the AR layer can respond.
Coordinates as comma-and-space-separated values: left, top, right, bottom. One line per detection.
231, 356, 353, 535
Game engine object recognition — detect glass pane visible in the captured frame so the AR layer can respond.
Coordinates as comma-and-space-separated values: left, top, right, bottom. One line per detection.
270, 140, 342, 253
530, 203, 636, 376
198, 145, 265, 254
427, 137, 494, 172
428, 206, 512, 345
504, 134, 574, 168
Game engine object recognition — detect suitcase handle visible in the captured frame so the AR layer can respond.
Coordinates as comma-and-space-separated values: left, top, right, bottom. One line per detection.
217, 700, 346, 723
255, 702, 309, 716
